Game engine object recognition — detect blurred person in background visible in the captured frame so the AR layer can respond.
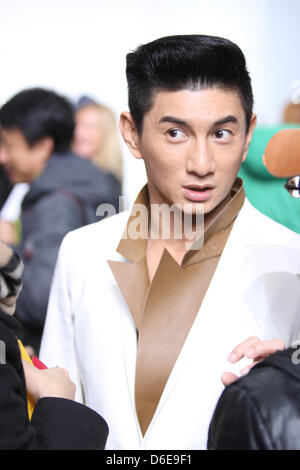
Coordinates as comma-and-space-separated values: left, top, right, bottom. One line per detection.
1, 116, 29, 246
72, 96, 123, 184
0, 87, 121, 355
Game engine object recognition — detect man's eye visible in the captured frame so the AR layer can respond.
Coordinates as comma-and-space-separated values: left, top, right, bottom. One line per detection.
214, 129, 232, 139
167, 129, 186, 139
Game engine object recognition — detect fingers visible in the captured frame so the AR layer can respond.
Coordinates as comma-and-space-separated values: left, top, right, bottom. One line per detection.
227, 336, 260, 363
239, 361, 258, 376
223, 337, 286, 386
60, 367, 75, 387
22, 361, 76, 401
222, 359, 259, 387
221, 371, 238, 387
52, 367, 76, 395
228, 337, 285, 364
244, 338, 285, 360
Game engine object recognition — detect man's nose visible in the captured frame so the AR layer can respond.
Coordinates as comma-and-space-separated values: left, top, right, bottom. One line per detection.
186, 140, 215, 176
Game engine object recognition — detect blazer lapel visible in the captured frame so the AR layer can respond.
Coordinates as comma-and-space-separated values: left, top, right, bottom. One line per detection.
146, 201, 252, 425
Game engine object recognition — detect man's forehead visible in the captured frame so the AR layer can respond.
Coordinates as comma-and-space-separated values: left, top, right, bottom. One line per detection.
1, 127, 22, 139
146, 87, 245, 126
0, 128, 28, 148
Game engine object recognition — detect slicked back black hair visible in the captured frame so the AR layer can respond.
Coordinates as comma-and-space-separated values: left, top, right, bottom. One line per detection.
0, 88, 75, 153
126, 35, 254, 134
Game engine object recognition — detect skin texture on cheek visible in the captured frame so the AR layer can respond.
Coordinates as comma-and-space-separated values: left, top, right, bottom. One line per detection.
139, 136, 243, 215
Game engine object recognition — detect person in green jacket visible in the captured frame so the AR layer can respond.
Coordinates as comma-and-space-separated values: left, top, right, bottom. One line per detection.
239, 123, 300, 234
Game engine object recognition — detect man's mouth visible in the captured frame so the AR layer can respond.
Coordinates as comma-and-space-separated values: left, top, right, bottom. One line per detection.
183, 184, 215, 202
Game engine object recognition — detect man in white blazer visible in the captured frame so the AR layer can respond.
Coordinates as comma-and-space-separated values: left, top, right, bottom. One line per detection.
39, 35, 300, 450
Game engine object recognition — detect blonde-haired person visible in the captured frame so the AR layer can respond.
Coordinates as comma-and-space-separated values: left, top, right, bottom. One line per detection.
72, 97, 123, 184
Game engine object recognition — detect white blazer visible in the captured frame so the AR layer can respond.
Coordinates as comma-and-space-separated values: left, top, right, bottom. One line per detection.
40, 199, 300, 450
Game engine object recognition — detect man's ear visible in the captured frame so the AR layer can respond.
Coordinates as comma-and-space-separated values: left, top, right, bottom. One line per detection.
241, 113, 257, 162
119, 111, 143, 160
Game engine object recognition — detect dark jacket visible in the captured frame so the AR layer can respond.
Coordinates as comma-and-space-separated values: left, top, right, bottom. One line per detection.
15, 152, 121, 351
208, 347, 300, 450
0, 309, 109, 450
0, 238, 108, 449
0, 165, 12, 210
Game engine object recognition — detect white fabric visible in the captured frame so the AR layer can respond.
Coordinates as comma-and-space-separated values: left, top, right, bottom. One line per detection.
40, 199, 300, 450
0, 183, 29, 222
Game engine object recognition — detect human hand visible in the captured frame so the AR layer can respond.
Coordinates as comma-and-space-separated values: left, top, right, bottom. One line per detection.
22, 360, 76, 403
222, 336, 285, 386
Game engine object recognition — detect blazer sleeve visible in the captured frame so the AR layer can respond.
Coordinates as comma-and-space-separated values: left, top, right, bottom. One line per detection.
39, 233, 84, 403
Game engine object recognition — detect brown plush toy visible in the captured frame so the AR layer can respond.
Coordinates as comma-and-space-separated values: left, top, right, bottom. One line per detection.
263, 128, 300, 198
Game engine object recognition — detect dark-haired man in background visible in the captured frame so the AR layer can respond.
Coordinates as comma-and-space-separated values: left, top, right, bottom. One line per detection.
40, 36, 300, 449
0, 88, 121, 354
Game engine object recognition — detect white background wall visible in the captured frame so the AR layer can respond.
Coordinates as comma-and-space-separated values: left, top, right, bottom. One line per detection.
1, 0, 300, 204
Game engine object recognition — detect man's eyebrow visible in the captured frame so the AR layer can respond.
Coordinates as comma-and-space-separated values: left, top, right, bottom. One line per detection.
158, 116, 189, 126
213, 115, 238, 127
158, 115, 239, 127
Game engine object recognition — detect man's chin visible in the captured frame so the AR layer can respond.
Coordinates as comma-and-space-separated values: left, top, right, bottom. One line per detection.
9, 175, 27, 185
10, 176, 22, 184
169, 201, 204, 216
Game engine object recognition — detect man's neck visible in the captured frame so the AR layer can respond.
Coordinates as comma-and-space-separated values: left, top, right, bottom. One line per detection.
145, 193, 232, 283
146, 237, 186, 283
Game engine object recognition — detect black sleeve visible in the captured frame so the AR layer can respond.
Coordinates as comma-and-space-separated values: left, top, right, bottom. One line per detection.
0, 314, 38, 450
0, 311, 108, 450
0, 166, 12, 209
207, 383, 275, 450
31, 398, 109, 450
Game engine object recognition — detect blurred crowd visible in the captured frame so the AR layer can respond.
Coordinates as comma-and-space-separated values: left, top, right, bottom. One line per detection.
0, 87, 123, 355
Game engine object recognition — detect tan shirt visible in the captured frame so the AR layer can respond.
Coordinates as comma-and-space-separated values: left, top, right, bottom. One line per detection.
108, 178, 245, 435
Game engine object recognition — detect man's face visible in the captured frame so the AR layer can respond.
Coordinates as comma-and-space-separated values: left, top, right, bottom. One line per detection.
0, 128, 50, 183
126, 88, 256, 215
